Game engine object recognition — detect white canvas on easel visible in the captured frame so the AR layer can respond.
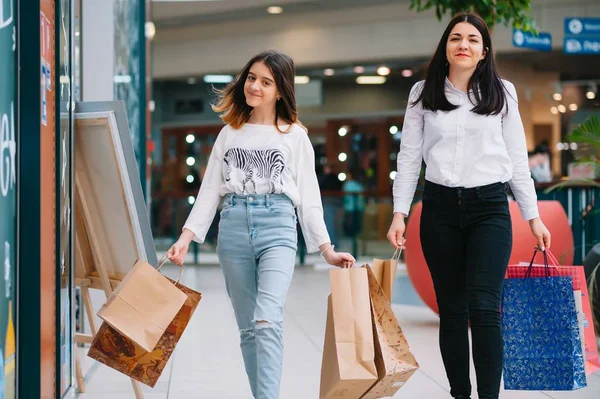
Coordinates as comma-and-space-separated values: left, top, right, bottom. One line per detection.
74, 101, 157, 399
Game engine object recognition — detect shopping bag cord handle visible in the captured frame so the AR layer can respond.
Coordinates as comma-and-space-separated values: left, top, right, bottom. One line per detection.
525, 248, 550, 278
392, 247, 403, 261
156, 254, 184, 285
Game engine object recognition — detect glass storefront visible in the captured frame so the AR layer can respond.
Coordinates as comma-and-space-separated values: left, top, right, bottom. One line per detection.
115, 0, 146, 192
58, 0, 74, 394
0, 0, 16, 395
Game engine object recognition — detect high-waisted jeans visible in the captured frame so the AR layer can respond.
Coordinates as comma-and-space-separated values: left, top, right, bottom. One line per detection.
217, 193, 298, 399
420, 180, 513, 399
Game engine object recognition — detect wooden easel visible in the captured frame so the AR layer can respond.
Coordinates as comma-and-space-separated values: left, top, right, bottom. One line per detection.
73, 174, 144, 398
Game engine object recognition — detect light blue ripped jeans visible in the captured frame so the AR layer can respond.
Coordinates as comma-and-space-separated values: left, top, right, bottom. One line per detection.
217, 193, 298, 399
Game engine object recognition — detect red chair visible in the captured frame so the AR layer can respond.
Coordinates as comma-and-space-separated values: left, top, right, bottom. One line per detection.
404, 200, 574, 314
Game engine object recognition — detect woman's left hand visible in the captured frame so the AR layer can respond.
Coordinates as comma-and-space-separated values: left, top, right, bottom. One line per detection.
528, 217, 551, 250
323, 250, 356, 268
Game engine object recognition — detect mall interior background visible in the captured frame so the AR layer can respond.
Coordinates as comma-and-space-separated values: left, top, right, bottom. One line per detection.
0, 0, 599, 397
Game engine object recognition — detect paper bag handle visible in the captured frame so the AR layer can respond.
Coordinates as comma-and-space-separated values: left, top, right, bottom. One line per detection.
391, 247, 403, 261
156, 254, 184, 284
525, 248, 550, 278
545, 249, 560, 266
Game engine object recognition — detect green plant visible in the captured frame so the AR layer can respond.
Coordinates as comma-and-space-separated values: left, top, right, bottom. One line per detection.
409, 0, 538, 33
545, 115, 600, 192
546, 115, 600, 338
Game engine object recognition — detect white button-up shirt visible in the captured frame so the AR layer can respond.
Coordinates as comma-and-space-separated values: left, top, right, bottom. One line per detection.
393, 79, 539, 220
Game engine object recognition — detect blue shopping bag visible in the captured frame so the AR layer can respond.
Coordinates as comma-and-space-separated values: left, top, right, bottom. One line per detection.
502, 249, 586, 391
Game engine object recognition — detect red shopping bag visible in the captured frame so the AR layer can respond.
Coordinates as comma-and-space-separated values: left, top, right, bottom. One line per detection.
506, 249, 600, 375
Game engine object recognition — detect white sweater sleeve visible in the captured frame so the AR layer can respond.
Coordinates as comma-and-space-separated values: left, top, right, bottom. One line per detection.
393, 81, 425, 216
295, 131, 330, 253
183, 126, 227, 243
502, 81, 539, 220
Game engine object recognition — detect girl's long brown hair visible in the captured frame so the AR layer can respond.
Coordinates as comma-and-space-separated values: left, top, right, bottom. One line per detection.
212, 50, 305, 134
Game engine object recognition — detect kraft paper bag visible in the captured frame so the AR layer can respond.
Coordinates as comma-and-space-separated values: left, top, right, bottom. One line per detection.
371, 248, 401, 301
320, 268, 378, 399
97, 259, 188, 352
89, 279, 201, 387
361, 265, 419, 399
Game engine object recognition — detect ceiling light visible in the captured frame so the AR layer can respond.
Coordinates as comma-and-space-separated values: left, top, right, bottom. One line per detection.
338, 153, 347, 162
377, 66, 391, 76
569, 103, 578, 111
267, 6, 283, 14
145, 22, 156, 40
295, 76, 310, 84
402, 69, 413, 78
186, 157, 196, 166
356, 76, 386, 84
550, 106, 558, 114
188, 196, 195, 205
324, 68, 335, 76
186, 134, 195, 143
552, 92, 562, 101
389, 125, 399, 134
338, 173, 347, 182
338, 126, 349, 137
557, 104, 566, 113
114, 75, 132, 84
203, 75, 233, 84
389, 171, 397, 180
186, 175, 194, 183
353, 66, 365, 74
586, 83, 597, 99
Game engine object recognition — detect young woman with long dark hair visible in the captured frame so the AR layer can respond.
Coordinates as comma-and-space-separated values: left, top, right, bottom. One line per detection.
388, 12, 551, 399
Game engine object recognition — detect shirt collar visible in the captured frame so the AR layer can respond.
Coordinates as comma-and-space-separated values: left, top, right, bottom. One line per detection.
445, 77, 471, 95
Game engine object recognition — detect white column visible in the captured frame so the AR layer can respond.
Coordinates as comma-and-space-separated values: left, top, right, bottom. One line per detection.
81, 0, 114, 101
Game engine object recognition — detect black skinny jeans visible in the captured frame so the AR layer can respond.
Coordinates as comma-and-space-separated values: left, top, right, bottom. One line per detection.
420, 180, 513, 399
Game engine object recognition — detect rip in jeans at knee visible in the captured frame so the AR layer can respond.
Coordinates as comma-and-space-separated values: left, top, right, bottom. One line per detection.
252, 319, 282, 332
240, 326, 255, 338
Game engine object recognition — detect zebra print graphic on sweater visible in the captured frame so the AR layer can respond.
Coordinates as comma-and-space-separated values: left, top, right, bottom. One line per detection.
223, 148, 286, 194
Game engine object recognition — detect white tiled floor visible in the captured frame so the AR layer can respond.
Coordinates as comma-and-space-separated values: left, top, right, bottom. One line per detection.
77, 262, 600, 399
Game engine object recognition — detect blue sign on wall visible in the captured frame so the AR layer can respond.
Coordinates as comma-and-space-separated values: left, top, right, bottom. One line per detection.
564, 18, 600, 36
564, 17, 600, 54
564, 37, 600, 54
513, 29, 552, 51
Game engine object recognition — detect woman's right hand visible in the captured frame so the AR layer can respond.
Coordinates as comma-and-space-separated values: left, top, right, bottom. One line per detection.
387, 212, 407, 250
167, 240, 189, 267
167, 229, 196, 266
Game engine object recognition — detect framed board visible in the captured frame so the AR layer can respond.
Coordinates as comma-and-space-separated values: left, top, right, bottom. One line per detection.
74, 101, 156, 285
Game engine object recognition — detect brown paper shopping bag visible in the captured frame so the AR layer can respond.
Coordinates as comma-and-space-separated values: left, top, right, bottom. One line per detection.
320, 268, 378, 399
97, 258, 188, 352
371, 249, 401, 301
88, 279, 201, 387
361, 265, 419, 399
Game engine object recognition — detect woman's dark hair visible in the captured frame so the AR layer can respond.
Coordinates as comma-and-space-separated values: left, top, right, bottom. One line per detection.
212, 50, 303, 133
413, 12, 507, 116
